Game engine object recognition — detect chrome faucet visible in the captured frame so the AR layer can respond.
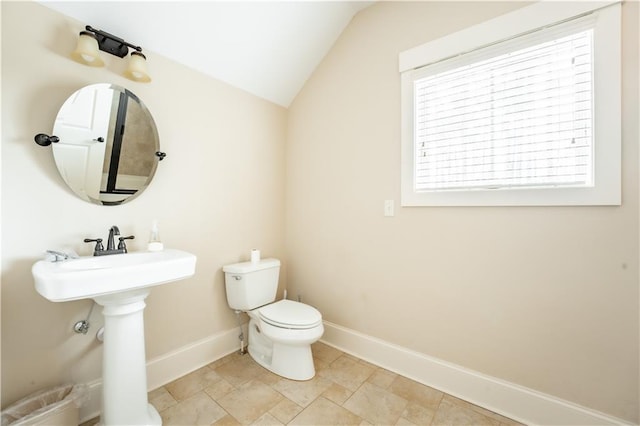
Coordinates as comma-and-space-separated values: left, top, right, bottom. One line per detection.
84, 226, 134, 256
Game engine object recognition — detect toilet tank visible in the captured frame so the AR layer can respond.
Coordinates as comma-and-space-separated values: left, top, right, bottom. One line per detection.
223, 259, 280, 311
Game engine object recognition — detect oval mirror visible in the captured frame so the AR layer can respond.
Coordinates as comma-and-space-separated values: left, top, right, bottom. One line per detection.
51, 83, 160, 205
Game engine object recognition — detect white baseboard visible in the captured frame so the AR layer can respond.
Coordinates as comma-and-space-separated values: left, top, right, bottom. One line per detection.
79, 327, 239, 423
321, 321, 631, 426
79, 322, 631, 425
146, 327, 240, 391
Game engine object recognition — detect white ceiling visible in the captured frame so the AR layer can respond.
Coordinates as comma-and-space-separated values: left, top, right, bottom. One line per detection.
38, 1, 372, 107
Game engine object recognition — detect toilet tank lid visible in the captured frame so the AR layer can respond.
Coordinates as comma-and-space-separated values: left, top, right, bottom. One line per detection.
223, 258, 280, 273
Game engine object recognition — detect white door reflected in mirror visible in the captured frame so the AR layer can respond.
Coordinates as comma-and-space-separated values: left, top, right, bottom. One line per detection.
50, 83, 160, 206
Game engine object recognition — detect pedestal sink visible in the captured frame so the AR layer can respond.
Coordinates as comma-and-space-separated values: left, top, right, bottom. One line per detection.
33, 249, 197, 425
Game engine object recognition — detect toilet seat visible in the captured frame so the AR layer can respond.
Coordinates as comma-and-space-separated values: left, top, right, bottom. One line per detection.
258, 299, 322, 330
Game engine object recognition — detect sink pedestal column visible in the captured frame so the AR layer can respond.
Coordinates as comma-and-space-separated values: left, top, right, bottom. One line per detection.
95, 289, 160, 426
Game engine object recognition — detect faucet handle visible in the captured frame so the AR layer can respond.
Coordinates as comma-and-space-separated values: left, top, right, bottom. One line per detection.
117, 235, 135, 253
84, 238, 104, 256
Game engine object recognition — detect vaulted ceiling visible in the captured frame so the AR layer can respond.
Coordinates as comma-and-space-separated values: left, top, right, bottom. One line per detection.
38, 1, 373, 107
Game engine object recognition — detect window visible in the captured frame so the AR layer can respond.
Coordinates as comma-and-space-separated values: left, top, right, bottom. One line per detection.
400, 2, 621, 206
415, 27, 593, 191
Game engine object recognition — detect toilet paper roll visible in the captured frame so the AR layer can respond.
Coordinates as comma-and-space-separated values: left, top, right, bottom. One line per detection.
251, 249, 260, 264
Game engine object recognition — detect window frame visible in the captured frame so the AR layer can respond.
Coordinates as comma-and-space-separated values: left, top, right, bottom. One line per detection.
400, 1, 621, 207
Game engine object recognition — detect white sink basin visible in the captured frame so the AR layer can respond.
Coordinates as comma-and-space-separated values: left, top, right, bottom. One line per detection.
33, 249, 197, 302
33, 247, 197, 424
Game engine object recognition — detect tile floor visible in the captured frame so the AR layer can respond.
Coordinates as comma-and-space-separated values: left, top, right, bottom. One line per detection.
84, 342, 523, 425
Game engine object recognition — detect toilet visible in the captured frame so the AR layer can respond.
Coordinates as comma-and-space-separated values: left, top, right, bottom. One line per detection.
223, 258, 324, 380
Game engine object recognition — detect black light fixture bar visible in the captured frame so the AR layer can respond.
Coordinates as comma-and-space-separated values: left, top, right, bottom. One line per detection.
84, 25, 142, 58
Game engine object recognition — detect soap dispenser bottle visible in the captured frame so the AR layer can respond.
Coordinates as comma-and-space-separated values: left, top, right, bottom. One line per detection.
147, 220, 164, 251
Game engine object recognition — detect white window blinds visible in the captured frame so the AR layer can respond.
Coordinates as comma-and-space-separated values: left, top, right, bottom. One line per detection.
413, 25, 594, 192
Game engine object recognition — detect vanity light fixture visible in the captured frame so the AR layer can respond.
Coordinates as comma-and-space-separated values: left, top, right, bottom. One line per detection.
71, 25, 151, 83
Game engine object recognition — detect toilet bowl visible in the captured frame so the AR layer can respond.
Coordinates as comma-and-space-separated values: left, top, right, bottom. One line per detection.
247, 300, 323, 380
223, 259, 324, 380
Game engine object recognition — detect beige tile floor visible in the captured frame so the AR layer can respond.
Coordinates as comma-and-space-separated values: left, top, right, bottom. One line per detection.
84, 342, 523, 425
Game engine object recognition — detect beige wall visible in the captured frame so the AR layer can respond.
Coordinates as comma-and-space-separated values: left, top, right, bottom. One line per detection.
1, 1, 286, 407
2, 0, 638, 422
286, 1, 639, 422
